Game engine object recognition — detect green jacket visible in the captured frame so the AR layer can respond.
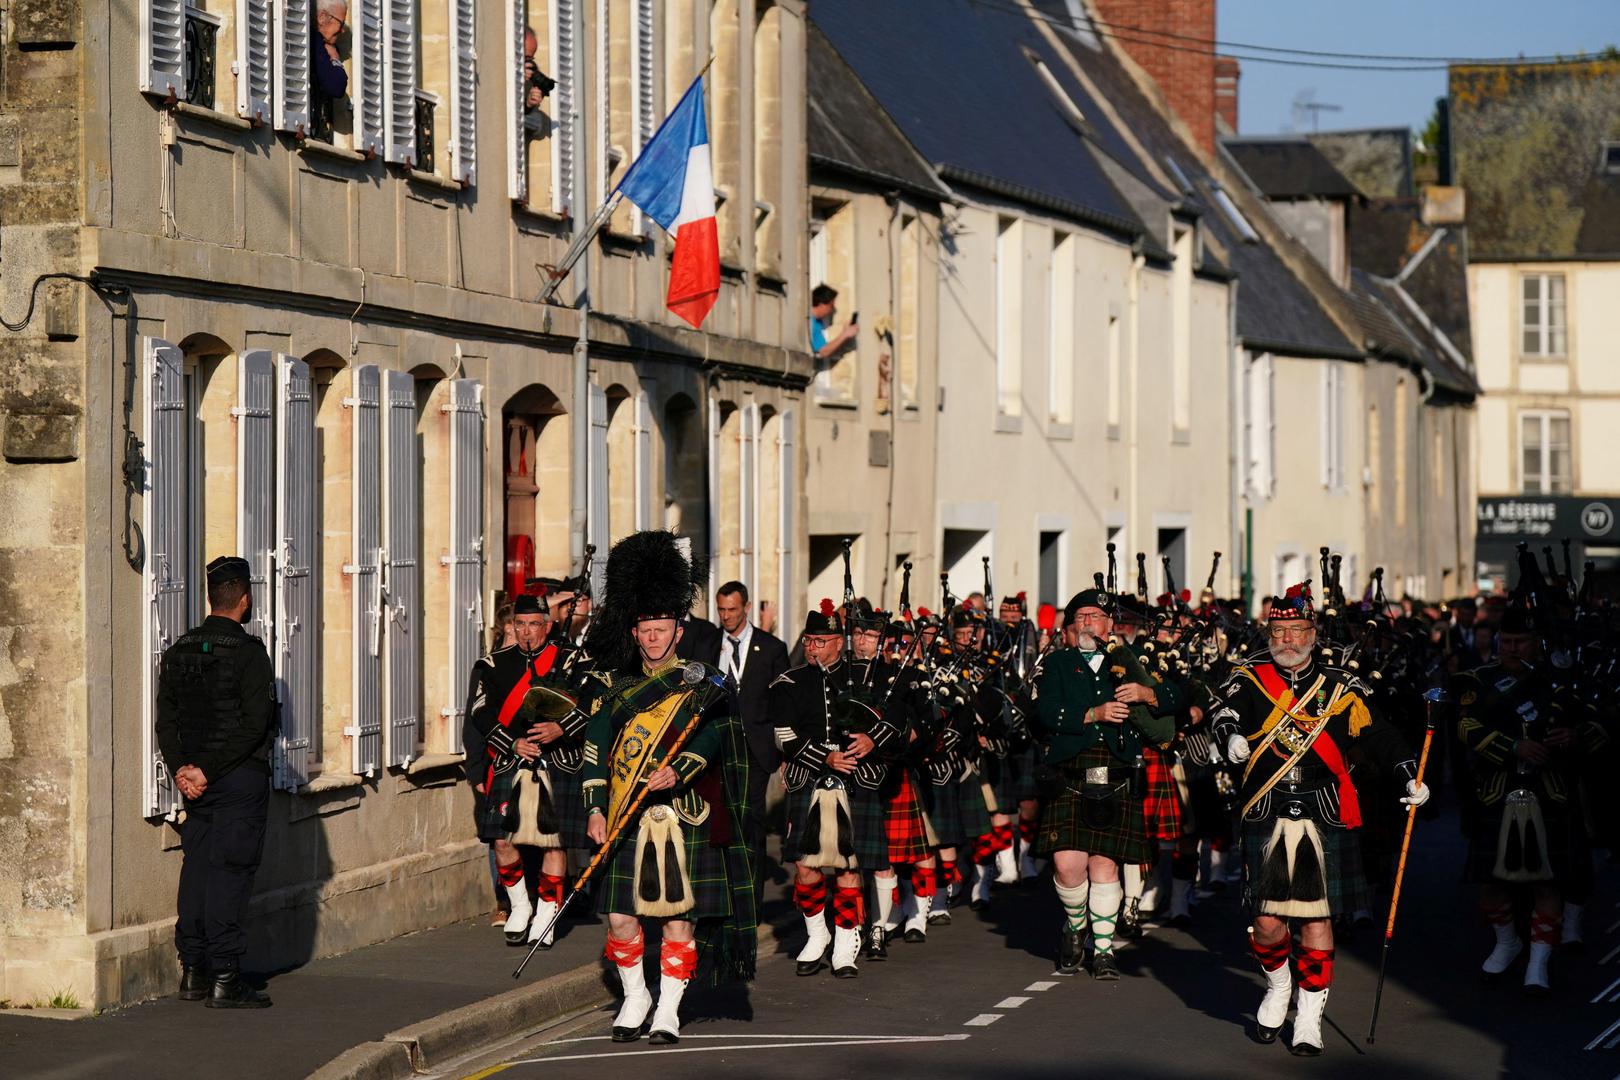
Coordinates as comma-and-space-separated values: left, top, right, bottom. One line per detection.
1034, 646, 1175, 766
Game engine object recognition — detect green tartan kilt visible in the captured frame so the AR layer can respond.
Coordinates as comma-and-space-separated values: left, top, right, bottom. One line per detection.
1240, 816, 1371, 917
921, 767, 994, 848
593, 803, 734, 920
1033, 748, 1150, 863
476, 759, 589, 848
782, 779, 892, 870
549, 766, 590, 850
1009, 744, 1040, 803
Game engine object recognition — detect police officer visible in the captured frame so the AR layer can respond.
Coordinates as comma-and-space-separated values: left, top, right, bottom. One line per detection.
156, 555, 277, 1008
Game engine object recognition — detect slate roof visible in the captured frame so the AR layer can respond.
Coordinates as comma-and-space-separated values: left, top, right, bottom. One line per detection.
1350, 269, 1478, 397
1447, 59, 1620, 259
1347, 198, 1472, 359
809, 0, 1145, 239
1222, 139, 1362, 200
806, 24, 952, 203
1307, 129, 1414, 199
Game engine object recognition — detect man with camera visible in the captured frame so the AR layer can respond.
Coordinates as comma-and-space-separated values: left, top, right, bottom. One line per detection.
523, 27, 558, 136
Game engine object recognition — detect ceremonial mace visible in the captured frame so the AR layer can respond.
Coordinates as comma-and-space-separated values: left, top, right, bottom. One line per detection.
513, 696, 712, 980
1366, 685, 1447, 1043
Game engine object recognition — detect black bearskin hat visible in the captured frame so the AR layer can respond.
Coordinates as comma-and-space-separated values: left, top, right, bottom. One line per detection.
583, 530, 707, 672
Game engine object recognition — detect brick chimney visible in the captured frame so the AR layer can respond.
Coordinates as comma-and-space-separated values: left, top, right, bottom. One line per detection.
1214, 55, 1240, 136
1091, 0, 1218, 154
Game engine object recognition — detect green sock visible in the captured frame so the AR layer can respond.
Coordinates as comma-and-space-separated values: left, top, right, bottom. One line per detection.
1054, 880, 1090, 932
1090, 881, 1124, 953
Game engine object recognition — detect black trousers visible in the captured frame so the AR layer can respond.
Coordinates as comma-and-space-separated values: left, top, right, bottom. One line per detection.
175, 765, 269, 970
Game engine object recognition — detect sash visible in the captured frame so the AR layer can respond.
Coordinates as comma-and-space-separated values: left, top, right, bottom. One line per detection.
605, 685, 697, 831
485, 646, 559, 783
1239, 663, 1363, 828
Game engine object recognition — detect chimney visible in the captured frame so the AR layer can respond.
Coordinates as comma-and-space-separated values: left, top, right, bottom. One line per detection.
1091, 0, 1218, 154
1214, 55, 1240, 136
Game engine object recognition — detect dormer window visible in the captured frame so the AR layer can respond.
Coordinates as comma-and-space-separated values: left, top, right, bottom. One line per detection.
1603, 141, 1620, 175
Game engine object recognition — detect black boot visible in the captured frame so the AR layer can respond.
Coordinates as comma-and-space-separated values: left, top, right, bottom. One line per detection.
205, 970, 272, 1009
178, 964, 210, 1002
1117, 898, 1143, 940
1092, 951, 1121, 981
1057, 926, 1085, 976
866, 926, 889, 961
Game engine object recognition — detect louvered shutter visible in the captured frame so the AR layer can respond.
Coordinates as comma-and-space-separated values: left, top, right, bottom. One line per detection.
444, 379, 484, 756
738, 402, 758, 603
1264, 355, 1277, 500
354, 0, 387, 155
274, 356, 317, 789
381, 369, 421, 767
382, 0, 417, 165
237, 351, 277, 649
777, 407, 795, 637
448, 0, 477, 184
705, 395, 721, 600
140, 0, 187, 98
506, 0, 526, 202
629, 0, 655, 231
633, 390, 652, 531
1319, 365, 1331, 489
236, 0, 274, 122
587, 382, 609, 594
142, 337, 189, 819
348, 365, 385, 775
275, 0, 313, 133
550, 0, 576, 215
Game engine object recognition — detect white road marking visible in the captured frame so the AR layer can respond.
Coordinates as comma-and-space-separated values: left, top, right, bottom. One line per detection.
963, 1014, 1002, 1027
994, 997, 1030, 1009
503, 1034, 971, 1064
1024, 981, 1058, 992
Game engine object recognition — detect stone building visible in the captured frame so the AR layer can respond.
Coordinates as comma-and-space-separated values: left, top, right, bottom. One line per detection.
0, 0, 810, 1008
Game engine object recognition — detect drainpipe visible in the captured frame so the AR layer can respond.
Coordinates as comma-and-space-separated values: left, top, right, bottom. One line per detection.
567, 0, 589, 570
1416, 366, 1434, 598
1127, 249, 1144, 557
1227, 278, 1242, 600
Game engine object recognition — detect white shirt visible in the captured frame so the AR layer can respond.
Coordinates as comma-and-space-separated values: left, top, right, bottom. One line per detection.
722, 622, 755, 683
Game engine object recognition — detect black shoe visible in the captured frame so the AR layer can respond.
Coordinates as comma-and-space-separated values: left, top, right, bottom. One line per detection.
866, 928, 889, 961
1117, 900, 1143, 940
648, 1029, 679, 1046
902, 928, 926, 944
1255, 1023, 1282, 1045
204, 971, 272, 1009
1289, 1040, 1323, 1057
1092, 951, 1121, 981
927, 910, 952, 926
611, 1024, 646, 1043
831, 962, 859, 979
178, 964, 210, 1002
1057, 927, 1085, 975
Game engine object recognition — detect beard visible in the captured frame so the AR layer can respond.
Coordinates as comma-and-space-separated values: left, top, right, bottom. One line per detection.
1269, 643, 1312, 670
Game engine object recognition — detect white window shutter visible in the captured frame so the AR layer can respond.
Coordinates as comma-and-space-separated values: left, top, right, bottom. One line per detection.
237, 0, 274, 123
506, 0, 527, 202
348, 365, 385, 775
633, 390, 652, 531
140, 0, 187, 99
382, 0, 418, 165
1320, 365, 1332, 489
444, 379, 484, 756
1265, 355, 1277, 500
777, 407, 796, 638
550, 0, 576, 215
381, 368, 421, 767
142, 337, 189, 819
275, 0, 313, 133
237, 350, 277, 648
738, 402, 758, 603
587, 383, 609, 586
629, 0, 656, 231
272, 355, 317, 790
448, 0, 478, 184
354, 0, 387, 155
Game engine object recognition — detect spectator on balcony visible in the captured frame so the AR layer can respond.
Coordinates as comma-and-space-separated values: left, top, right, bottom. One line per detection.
810, 283, 857, 362
523, 27, 557, 137
313, 0, 349, 101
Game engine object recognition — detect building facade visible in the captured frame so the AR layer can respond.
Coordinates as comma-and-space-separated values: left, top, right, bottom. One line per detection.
0, 0, 811, 1008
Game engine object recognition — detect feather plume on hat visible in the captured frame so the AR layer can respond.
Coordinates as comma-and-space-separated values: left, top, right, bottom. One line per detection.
582, 530, 707, 673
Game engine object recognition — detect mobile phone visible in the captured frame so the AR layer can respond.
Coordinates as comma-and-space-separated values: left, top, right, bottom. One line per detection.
850, 311, 860, 324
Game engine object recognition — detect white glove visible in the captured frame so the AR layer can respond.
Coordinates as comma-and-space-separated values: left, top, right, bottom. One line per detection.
1401, 780, 1430, 807
1225, 734, 1251, 764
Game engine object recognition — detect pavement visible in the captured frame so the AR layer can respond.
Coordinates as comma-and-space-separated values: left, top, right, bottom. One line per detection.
5, 817, 1619, 1079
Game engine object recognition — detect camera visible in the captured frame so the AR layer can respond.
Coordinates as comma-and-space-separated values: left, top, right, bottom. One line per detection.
526, 61, 556, 98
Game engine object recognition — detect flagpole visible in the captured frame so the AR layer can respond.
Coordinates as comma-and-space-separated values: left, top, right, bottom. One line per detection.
537, 55, 719, 307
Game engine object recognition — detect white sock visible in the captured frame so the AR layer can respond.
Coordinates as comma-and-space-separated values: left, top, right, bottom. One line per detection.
1090, 881, 1124, 953
875, 876, 898, 928
1123, 862, 1144, 901
1055, 879, 1090, 932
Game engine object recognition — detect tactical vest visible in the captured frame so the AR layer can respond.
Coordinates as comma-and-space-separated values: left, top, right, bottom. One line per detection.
164, 625, 258, 761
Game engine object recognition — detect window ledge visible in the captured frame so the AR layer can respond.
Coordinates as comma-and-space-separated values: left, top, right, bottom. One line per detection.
602, 227, 650, 251
815, 397, 859, 411
515, 204, 570, 231
172, 101, 254, 133
1518, 355, 1568, 364
1171, 426, 1192, 446
300, 139, 370, 165
406, 752, 466, 776
994, 412, 1024, 434
1049, 420, 1075, 441
300, 771, 364, 794
407, 169, 464, 195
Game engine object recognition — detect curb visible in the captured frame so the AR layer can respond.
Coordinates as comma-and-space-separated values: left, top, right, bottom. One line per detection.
305, 962, 612, 1080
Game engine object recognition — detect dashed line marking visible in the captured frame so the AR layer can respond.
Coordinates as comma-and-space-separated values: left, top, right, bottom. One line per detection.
1025, 981, 1058, 992
994, 996, 1030, 1009
963, 1014, 1002, 1027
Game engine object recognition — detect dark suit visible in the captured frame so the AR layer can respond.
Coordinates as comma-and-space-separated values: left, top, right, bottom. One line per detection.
676, 615, 723, 664
713, 623, 790, 867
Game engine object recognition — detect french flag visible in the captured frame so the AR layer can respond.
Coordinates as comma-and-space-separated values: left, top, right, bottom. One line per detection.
617, 76, 720, 329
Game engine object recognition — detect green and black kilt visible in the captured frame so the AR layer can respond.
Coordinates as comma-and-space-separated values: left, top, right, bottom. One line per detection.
1463, 800, 1591, 890
1009, 744, 1040, 804
782, 778, 891, 870
476, 760, 520, 842
476, 759, 588, 847
548, 765, 590, 850
1033, 747, 1150, 863
1240, 816, 1370, 917
594, 802, 734, 920
920, 766, 994, 849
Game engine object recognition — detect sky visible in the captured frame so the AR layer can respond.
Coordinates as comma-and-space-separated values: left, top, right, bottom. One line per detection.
1219, 0, 1618, 136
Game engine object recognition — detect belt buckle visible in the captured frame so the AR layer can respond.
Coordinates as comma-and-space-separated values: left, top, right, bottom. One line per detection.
1284, 766, 1304, 785
1085, 766, 1110, 785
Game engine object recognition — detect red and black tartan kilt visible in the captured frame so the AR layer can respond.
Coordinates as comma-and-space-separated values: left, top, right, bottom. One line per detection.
883, 769, 930, 865
1140, 745, 1183, 845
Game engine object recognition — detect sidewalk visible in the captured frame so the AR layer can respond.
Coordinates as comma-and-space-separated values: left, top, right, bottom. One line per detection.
0, 909, 614, 1080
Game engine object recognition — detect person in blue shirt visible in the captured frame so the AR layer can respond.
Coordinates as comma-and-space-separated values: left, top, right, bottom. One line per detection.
810, 283, 858, 361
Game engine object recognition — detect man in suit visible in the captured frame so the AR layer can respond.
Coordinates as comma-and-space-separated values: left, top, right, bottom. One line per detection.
713, 581, 791, 879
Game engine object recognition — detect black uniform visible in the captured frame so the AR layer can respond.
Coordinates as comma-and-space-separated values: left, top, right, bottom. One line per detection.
155, 612, 276, 994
